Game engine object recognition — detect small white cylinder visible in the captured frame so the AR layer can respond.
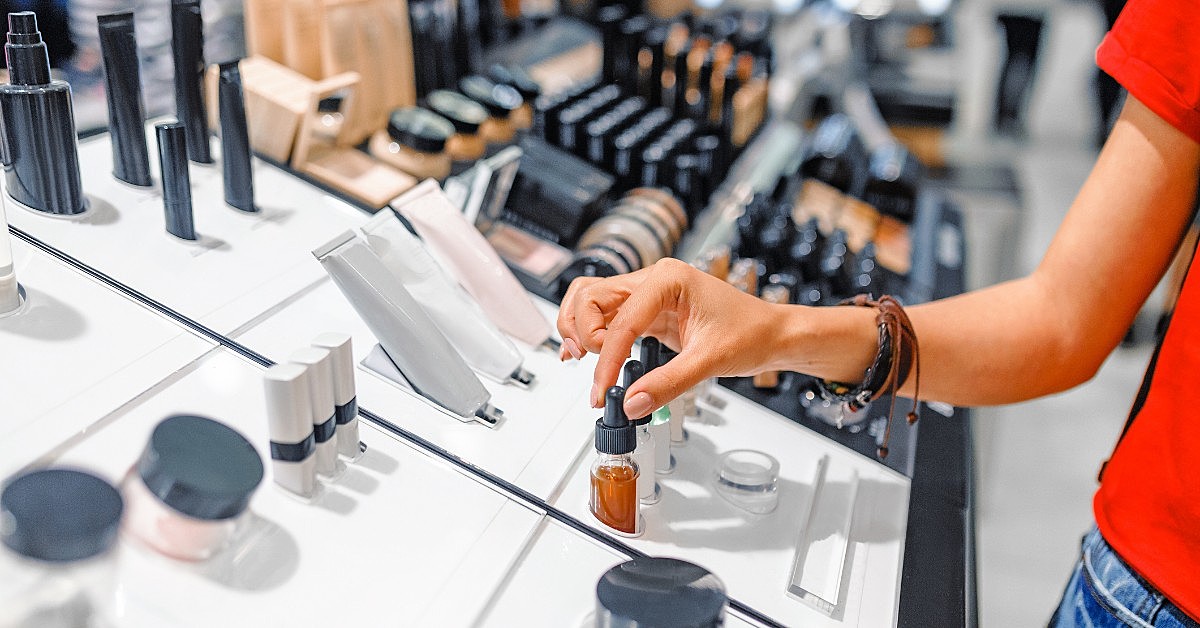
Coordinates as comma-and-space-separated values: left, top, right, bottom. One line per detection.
289, 348, 338, 476
311, 332, 361, 460
263, 364, 317, 497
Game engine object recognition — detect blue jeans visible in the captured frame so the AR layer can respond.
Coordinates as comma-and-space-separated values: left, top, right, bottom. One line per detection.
1050, 526, 1199, 627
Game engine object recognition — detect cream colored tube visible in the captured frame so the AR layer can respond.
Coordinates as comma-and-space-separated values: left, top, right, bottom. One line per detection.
389, 180, 553, 347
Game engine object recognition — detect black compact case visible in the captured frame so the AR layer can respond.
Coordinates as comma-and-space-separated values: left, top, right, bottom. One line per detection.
502, 136, 614, 248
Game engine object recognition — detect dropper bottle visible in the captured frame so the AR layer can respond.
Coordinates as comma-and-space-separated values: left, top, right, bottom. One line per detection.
590, 386, 640, 535
640, 337, 675, 475
623, 360, 660, 505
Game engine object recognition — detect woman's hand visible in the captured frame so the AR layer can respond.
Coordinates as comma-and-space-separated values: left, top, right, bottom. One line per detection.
557, 258, 792, 419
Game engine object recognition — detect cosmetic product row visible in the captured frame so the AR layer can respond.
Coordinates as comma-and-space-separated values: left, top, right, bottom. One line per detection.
561, 187, 687, 286
265, 333, 365, 498
532, 8, 770, 214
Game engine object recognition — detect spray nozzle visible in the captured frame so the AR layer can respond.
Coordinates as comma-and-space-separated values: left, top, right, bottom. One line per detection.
7, 12, 40, 41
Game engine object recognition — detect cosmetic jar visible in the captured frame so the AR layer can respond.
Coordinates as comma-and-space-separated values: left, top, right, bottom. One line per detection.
714, 449, 780, 514
458, 76, 522, 144
487, 64, 540, 130
369, 108, 455, 181
121, 415, 264, 561
0, 468, 123, 627
425, 90, 489, 162
592, 557, 726, 628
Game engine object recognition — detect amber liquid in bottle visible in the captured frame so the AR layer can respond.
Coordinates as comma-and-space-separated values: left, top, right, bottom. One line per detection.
590, 462, 639, 534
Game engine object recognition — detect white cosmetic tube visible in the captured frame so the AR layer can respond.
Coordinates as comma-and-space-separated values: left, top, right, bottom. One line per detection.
263, 364, 317, 497
311, 332, 362, 460
361, 211, 533, 386
289, 348, 339, 477
389, 180, 553, 347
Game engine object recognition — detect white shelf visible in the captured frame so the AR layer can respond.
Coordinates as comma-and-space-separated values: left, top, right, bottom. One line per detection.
6, 127, 368, 335
0, 237, 215, 477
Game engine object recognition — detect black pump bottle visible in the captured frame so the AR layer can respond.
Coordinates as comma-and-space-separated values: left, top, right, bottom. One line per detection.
0, 12, 87, 216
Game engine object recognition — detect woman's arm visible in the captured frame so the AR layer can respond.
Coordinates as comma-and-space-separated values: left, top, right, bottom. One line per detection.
559, 96, 1200, 418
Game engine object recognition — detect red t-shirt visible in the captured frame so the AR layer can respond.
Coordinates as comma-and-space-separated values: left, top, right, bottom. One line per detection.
1093, 1, 1200, 620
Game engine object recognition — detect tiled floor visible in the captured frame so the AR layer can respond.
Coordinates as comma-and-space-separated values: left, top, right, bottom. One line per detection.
948, 3, 1163, 625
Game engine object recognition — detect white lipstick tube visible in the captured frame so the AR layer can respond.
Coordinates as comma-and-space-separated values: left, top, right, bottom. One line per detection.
314, 231, 498, 422
389, 180, 553, 348
289, 348, 339, 477
361, 211, 533, 387
311, 332, 362, 460
263, 363, 317, 497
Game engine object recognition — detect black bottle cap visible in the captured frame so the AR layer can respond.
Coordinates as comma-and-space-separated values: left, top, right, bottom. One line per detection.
1, 468, 123, 563
5, 11, 50, 85
622, 359, 645, 389
596, 557, 727, 628
639, 337, 660, 374
659, 344, 678, 368
387, 107, 455, 153
598, 5, 628, 84
487, 64, 540, 100
596, 386, 636, 454
458, 76, 521, 117
425, 90, 487, 134
136, 415, 264, 521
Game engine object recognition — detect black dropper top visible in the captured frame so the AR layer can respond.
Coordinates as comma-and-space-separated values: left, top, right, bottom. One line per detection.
623, 359, 645, 389
596, 386, 636, 454
5, 12, 50, 86
639, 337, 661, 374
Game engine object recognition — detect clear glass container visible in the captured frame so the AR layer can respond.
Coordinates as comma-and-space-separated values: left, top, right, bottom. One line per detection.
650, 406, 674, 474
632, 423, 660, 505
589, 453, 640, 535
713, 449, 780, 514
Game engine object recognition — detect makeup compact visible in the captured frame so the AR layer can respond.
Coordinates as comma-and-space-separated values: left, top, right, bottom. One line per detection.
425, 90, 489, 162
487, 64, 540, 130
368, 107, 455, 181
122, 415, 264, 561
592, 557, 727, 628
0, 468, 123, 628
459, 75, 522, 143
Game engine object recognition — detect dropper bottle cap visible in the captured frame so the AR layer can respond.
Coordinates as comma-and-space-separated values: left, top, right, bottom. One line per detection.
5, 12, 51, 86
639, 337, 661, 374
622, 360, 651, 426
595, 386, 636, 454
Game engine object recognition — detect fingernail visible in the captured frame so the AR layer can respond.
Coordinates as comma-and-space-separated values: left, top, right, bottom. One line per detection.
564, 337, 584, 360
590, 383, 602, 408
624, 392, 653, 420
559, 346, 569, 361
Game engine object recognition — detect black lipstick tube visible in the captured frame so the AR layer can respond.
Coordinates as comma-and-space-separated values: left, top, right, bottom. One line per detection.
217, 60, 256, 213
156, 122, 196, 240
171, 0, 212, 164
98, 12, 151, 187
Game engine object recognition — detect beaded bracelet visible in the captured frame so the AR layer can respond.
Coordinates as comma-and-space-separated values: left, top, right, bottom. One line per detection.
815, 294, 922, 458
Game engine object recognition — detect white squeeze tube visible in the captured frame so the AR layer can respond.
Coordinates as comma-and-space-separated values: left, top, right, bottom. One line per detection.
313, 230, 500, 423
389, 180, 557, 349
0, 186, 20, 314
360, 210, 534, 387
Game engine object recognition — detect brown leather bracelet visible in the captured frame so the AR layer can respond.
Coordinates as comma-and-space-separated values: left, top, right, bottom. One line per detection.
819, 294, 922, 459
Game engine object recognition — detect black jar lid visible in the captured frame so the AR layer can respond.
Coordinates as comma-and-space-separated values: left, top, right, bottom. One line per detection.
136, 415, 264, 521
425, 91, 487, 135
1, 468, 123, 563
487, 64, 541, 100
387, 107, 455, 153
458, 76, 522, 117
595, 557, 727, 627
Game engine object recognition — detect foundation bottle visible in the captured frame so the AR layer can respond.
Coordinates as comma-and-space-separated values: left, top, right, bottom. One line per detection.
369, 107, 454, 181
425, 90, 489, 162
590, 386, 640, 535
458, 75, 522, 143
623, 360, 660, 506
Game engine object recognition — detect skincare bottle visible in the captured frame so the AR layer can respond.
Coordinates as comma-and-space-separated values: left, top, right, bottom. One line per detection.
590, 386, 640, 535
170, 0, 213, 164
313, 229, 501, 423
122, 415, 264, 561
623, 360, 660, 505
156, 122, 197, 241
0, 469, 123, 628
368, 107, 454, 181
593, 557, 727, 628
390, 180, 556, 349
361, 210, 533, 387
0, 189, 21, 314
658, 345, 692, 444
97, 12, 152, 187
263, 364, 318, 497
0, 12, 87, 216
289, 347, 340, 477
639, 337, 674, 474
311, 332, 363, 461
217, 60, 256, 212
425, 90, 489, 162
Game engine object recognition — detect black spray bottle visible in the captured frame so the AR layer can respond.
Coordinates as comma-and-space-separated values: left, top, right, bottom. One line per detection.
0, 12, 87, 216
171, 0, 212, 164
217, 61, 256, 213
98, 12, 152, 187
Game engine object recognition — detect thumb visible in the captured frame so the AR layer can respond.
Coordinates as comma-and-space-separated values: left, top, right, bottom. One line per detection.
622, 350, 713, 420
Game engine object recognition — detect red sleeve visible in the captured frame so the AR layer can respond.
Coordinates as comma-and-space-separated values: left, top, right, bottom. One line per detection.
1096, 0, 1200, 144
